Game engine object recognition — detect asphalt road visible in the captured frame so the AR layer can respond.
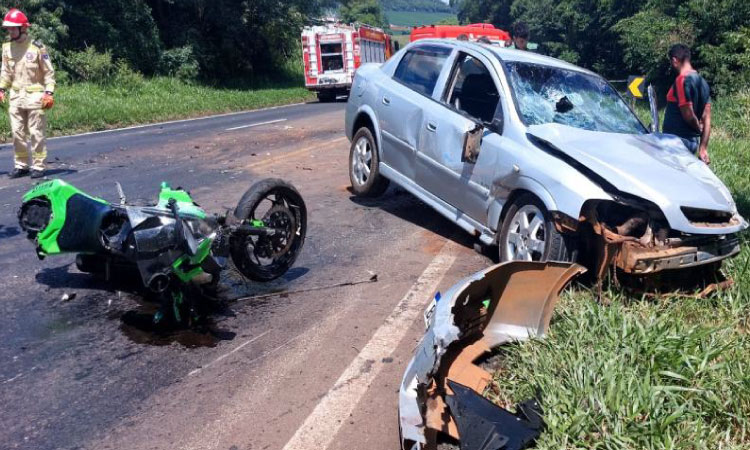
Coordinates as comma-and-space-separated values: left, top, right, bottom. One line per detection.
0, 100, 490, 450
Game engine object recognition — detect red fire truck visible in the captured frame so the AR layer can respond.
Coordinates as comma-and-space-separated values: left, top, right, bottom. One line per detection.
410, 23, 511, 45
302, 23, 393, 102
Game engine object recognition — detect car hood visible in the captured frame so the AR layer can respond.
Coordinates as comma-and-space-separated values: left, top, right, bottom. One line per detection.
527, 123, 745, 234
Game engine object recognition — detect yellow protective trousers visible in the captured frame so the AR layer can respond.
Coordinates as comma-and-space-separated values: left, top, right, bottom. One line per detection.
10, 106, 46, 171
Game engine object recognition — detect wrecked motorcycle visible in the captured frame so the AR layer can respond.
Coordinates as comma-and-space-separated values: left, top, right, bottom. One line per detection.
18, 178, 306, 324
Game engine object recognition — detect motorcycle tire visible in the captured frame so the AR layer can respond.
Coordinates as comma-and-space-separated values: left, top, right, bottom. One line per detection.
231, 178, 307, 282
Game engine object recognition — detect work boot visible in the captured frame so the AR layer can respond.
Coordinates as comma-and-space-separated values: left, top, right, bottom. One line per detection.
30, 169, 45, 179
8, 168, 29, 179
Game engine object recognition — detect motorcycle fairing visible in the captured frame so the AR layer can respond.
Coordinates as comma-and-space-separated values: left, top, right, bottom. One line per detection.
156, 182, 206, 219
57, 194, 114, 253
21, 179, 108, 255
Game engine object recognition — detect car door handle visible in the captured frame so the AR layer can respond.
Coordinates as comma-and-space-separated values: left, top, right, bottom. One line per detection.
382, 97, 391, 105
426, 122, 437, 132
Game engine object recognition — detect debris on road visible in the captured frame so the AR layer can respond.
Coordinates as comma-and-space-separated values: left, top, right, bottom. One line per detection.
60, 292, 77, 302
231, 272, 379, 303
399, 261, 585, 450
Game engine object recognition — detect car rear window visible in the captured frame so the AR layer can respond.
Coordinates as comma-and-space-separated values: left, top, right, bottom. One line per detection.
393, 45, 451, 96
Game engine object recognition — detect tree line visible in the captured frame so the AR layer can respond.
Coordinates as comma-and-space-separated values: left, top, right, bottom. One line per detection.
0, 0, 341, 84
6, 0, 745, 95
452, 0, 750, 95
0, 0, 412, 84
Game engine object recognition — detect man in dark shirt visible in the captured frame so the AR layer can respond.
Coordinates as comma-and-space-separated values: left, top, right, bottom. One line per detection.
662, 43, 712, 164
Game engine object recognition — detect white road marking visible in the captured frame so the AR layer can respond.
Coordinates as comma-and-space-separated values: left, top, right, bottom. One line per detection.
224, 118, 287, 131
188, 330, 271, 376
2, 373, 22, 383
23, 102, 307, 143
281, 241, 458, 450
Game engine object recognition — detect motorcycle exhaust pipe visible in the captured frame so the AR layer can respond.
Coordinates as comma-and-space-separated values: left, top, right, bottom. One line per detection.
147, 273, 170, 293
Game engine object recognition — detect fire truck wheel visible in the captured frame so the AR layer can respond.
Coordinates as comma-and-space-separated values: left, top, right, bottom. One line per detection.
317, 91, 336, 102
349, 127, 389, 197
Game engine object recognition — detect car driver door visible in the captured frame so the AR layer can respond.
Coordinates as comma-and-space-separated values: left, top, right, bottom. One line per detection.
416, 51, 504, 222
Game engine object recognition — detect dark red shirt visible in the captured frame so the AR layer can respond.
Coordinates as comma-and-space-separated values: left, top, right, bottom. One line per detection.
663, 70, 711, 139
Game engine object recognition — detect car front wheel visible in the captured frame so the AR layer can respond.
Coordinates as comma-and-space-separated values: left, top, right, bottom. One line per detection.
349, 127, 389, 197
498, 194, 572, 262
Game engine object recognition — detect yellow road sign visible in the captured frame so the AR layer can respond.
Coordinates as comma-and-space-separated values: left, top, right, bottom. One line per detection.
627, 76, 645, 98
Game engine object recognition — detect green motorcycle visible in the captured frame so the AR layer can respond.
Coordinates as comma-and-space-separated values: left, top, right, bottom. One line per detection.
18, 178, 307, 324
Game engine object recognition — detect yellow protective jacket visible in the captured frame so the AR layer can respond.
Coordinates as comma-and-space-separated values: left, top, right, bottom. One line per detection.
0, 38, 55, 109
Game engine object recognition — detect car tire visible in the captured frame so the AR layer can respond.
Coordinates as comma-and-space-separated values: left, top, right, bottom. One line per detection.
349, 127, 389, 197
498, 194, 572, 263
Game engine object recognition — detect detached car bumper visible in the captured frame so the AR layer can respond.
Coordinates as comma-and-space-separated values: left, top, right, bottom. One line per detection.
399, 261, 585, 450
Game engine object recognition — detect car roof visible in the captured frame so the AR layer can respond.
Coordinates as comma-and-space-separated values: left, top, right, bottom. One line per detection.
410, 39, 596, 76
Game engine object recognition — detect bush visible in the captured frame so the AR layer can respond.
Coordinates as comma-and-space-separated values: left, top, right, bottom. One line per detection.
699, 27, 750, 96
112, 61, 144, 93
614, 10, 695, 94
159, 46, 200, 82
63, 47, 115, 83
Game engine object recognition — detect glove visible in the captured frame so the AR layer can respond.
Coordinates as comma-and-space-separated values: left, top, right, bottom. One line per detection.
41, 92, 54, 110
0, 89, 5, 103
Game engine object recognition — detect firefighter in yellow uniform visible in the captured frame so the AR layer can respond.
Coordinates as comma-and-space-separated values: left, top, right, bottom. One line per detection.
0, 8, 55, 179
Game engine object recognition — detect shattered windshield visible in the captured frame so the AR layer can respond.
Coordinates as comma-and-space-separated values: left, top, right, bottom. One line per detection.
504, 62, 646, 134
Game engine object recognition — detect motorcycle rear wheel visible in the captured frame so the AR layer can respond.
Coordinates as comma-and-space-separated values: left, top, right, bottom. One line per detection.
230, 178, 307, 282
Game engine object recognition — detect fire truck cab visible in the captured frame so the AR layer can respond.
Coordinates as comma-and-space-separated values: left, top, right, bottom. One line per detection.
302, 22, 393, 102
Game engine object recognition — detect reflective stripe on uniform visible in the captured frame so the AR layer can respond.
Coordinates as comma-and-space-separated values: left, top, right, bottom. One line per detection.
11, 83, 43, 92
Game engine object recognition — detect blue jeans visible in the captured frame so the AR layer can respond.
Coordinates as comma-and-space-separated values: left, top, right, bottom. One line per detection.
679, 136, 700, 154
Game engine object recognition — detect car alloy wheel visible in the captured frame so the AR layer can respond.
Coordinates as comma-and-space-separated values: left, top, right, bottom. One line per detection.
503, 204, 547, 261
351, 135, 372, 187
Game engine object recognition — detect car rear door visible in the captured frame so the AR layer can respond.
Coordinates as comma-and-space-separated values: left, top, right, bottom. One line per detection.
376, 44, 452, 181
417, 50, 505, 222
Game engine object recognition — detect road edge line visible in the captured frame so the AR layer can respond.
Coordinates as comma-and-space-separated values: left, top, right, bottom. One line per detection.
4, 102, 309, 144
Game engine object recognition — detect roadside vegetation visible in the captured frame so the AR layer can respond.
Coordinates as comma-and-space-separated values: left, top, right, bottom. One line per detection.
0, 79, 314, 140
486, 92, 750, 448
454, 0, 750, 96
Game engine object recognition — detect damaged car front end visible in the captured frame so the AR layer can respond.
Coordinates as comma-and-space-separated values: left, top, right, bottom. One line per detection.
578, 199, 741, 279
399, 261, 585, 450
527, 125, 746, 279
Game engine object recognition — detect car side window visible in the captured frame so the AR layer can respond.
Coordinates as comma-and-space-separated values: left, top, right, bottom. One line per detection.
393, 46, 452, 96
444, 53, 500, 124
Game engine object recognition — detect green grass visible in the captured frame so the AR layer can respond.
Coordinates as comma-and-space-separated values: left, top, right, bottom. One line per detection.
385, 10, 456, 27
0, 77, 315, 140
393, 34, 413, 49
487, 92, 750, 449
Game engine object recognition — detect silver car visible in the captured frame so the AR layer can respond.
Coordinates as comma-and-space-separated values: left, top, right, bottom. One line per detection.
345, 40, 746, 274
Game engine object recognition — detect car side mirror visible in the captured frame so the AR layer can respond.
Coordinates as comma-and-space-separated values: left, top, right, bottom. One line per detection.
462, 124, 484, 164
